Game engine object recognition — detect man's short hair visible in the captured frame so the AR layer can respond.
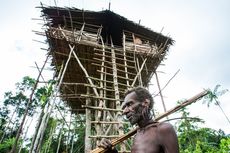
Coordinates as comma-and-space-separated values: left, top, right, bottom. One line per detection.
124, 87, 154, 109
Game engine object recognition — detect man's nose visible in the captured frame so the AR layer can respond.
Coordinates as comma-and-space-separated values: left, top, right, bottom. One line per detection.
122, 107, 129, 115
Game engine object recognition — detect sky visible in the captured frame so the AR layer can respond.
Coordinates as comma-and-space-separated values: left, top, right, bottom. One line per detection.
0, 0, 229, 134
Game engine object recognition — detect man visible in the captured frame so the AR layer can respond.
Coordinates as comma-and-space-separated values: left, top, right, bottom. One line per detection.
98, 87, 179, 153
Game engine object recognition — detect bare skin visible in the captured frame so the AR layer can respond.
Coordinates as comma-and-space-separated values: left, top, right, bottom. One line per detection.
98, 90, 179, 153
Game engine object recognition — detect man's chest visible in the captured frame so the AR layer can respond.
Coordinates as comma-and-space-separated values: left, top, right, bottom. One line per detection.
131, 128, 162, 153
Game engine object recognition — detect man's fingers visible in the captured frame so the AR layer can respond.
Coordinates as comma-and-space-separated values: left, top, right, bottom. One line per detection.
98, 138, 112, 149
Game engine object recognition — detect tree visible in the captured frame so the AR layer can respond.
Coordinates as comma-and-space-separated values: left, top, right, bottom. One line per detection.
0, 76, 55, 153
176, 97, 229, 152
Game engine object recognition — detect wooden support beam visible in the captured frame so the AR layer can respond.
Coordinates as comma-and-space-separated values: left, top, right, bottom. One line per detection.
87, 76, 132, 88
82, 105, 122, 112
110, 37, 125, 152
93, 57, 136, 69
85, 87, 91, 153
92, 63, 137, 76
123, 33, 130, 87
80, 94, 121, 101
94, 48, 135, 59
131, 58, 147, 87
136, 58, 143, 87
94, 52, 135, 63
96, 70, 134, 81
155, 72, 167, 114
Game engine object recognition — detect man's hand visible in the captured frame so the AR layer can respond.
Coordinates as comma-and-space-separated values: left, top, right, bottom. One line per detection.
98, 138, 113, 149
98, 138, 118, 153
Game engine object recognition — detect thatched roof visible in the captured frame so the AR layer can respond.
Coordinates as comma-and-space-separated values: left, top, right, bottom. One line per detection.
41, 6, 173, 46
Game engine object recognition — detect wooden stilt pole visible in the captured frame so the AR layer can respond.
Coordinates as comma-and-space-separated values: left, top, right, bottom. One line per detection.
155, 72, 167, 114
136, 58, 143, 87
131, 58, 147, 87
110, 37, 125, 151
85, 87, 92, 152
123, 33, 130, 87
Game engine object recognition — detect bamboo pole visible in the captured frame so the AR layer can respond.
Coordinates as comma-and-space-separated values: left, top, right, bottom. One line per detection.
71, 45, 100, 97
155, 72, 167, 114
96, 36, 106, 143
110, 37, 125, 151
80, 94, 121, 101
82, 105, 122, 112
70, 44, 106, 148
85, 87, 92, 152
93, 57, 136, 69
131, 58, 147, 87
87, 76, 131, 88
123, 33, 130, 87
30, 48, 67, 153
44, 124, 56, 153
56, 121, 64, 153
29, 106, 45, 153
136, 58, 143, 87
94, 48, 136, 58
92, 63, 137, 76
91, 90, 209, 153
94, 52, 135, 63
96, 70, 134, 81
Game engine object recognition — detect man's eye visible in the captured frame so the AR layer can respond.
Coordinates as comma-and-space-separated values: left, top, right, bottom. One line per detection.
127, 102, 133, 107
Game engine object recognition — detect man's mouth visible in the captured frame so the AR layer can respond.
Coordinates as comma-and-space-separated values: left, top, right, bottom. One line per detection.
126, 114, 133, 120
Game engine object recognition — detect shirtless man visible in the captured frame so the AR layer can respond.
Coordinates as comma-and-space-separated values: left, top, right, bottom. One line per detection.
98, 87, 179, 153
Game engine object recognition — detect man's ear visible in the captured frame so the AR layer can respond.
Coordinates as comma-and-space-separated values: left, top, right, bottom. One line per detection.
142, 99, 150, 107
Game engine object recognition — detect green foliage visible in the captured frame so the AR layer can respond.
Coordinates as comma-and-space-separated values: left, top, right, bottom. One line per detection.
0, 138, 17, 153
0, 76, 56, 153
2, 76, 39, 118
203, 85, 228, 107
219, 138, 230, 152
73, 115, 85, 152
35, 80, 55, 108
176, 100, 229, 152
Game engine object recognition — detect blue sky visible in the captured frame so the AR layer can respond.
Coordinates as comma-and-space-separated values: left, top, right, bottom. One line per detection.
0, 0, 229, 133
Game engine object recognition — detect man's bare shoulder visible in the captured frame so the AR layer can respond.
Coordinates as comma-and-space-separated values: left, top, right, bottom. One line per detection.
157, 122, 175, 134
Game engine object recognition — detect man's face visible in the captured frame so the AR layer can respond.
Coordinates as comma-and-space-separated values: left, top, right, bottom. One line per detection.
122, 92, 143, 125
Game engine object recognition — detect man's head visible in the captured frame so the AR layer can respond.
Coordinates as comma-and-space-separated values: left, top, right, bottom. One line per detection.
122, 87, 154, 125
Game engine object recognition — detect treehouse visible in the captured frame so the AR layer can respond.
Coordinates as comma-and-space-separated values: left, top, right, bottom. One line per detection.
41, 5, 173, 152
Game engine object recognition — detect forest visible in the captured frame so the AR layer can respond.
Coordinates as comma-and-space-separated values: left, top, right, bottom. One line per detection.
0, 76, 229, 153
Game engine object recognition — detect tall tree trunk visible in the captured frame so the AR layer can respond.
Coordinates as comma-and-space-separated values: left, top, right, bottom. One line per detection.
56, 122, 64, 153
31, 104, 51, 153
18, 118, 33, 153
10, 55, 49, 153
70, 127, 76, 153
29, 110, 44, 153
44, 124, 56, 153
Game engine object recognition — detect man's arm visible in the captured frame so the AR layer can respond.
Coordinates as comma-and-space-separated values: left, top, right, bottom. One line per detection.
157, 122, 179, 153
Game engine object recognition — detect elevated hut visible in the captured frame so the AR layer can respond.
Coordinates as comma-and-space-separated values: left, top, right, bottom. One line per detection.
41, 6, 173, 152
